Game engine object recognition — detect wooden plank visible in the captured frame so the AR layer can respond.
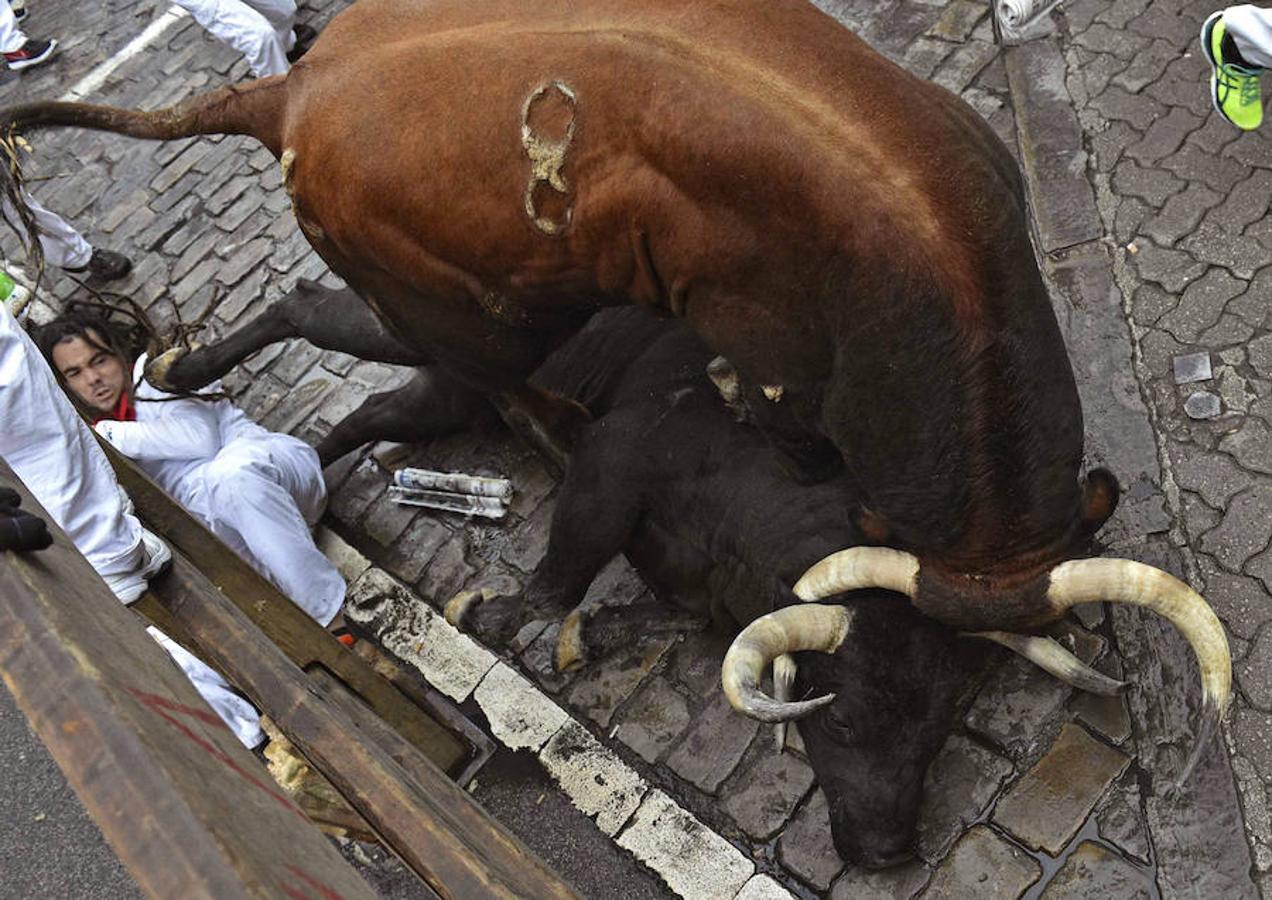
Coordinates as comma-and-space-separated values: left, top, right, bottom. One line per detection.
157, 550, 579, 900
102, 445, 471, 776
0, 460, 378, 900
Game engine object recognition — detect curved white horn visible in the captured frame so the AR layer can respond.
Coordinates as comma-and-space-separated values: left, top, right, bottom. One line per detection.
1047, 557, 1231, 782
967, 631, 1126, 696
722, 604, 852, 722
793, 547, 920, 601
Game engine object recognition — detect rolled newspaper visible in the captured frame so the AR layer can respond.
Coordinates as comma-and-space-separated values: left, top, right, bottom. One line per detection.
388, 485, 508, 519
394, 467, 513, 499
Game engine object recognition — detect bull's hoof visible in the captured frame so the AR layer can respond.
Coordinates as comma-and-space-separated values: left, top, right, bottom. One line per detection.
443, 588, 487, 629
143, 345, 190, 392
554, 609, 590, 673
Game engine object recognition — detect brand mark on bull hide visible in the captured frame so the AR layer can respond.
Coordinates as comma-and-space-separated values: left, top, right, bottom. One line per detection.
521, 80, 577, 236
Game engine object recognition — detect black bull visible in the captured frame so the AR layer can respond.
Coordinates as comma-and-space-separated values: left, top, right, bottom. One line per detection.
154, 286, 1124, 867
0, 0, 1229, 802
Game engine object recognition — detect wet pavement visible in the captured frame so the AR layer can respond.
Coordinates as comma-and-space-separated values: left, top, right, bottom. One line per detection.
0, 0, 1266, 897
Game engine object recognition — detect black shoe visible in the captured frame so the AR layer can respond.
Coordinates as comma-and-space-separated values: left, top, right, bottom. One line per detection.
65, 248, 133, 282
3, 38, 56, 71
286, 24, 318, 63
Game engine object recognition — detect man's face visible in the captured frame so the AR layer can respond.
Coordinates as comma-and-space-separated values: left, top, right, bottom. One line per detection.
51, 332, 128, 414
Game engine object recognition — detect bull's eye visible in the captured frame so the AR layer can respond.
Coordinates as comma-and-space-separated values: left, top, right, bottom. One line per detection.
825, 707, 855, 739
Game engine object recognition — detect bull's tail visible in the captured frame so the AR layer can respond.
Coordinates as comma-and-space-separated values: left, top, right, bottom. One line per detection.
2, 75, 288, 150
0, 77, 286, 281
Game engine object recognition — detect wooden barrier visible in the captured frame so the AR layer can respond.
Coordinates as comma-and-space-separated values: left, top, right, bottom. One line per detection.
0, 458, 380, 900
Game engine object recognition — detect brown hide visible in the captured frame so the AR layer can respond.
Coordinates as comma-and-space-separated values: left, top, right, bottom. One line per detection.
2, 0, 1087, 613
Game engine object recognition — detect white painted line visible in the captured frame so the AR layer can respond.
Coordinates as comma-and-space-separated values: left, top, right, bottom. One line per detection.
735, 874, 796, 899
616, 789, 755, 899
60, 5, 191, 102
332, 567, 774, 899
345, 568, 497, 702
473, 662, 569, 751
540, 720, 647, 836
316, 526, 372, 584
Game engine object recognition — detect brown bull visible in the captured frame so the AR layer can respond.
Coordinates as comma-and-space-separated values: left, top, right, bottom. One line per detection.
0, 0, 1228, 770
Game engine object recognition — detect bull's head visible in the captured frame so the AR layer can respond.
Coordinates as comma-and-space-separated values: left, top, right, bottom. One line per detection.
719, 539, 1230, 867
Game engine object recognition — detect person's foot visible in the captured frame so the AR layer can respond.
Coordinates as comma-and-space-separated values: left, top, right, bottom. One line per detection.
64, 248, 133, 282
3, 38, 56, 71
286, 23, 318, 63
104, 528, 173, 604
1202, 11, 1264, 131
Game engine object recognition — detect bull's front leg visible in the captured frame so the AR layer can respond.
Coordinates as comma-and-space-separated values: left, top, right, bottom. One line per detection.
445, 416, 645, 646
149, 279, 431, 391
315, 365, 490, 467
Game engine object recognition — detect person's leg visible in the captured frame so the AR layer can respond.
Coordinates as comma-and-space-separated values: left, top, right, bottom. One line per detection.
21, 191, 93, 269
146, 626, 265, 748
0, 304, 148, 588
244, 0, 297, 48
0, 2, 24, 53
1225, 5, 1272, 68
191, 439, 345, 626
173, 0, 290, 78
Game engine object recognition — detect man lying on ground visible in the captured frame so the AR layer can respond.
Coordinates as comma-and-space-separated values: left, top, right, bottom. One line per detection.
1, 301, 264, 747
36, 311, 345, 632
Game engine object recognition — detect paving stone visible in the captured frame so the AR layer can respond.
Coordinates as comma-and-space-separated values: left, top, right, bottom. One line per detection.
923, 825, 1040, 899
916, 734, 1014, 863
1172, 445, 1256, 507
932, 40, 997, 95
416, 532, 475, 607
1237, 628, 1272, 711
315, 526, 372, 584
329, 457, 389, 524
215, 236, 273, 286
1181, 223, 1272, 280
1095, 772, 1150, 865
1198, 488, 1272, 572
722, 750, 814, 841
1220, 417, 1272, 476
735, 875, 795, 900
1204, 169, 1272, 235
384, 516, 452, 585
901, 36, 951, 78
1091, 84, 1165, 131
1140, 182, 1221, 248
566, 635, 675, 729
777, 790, 843, 891
1112, 37, 1185, 93
927, 0, 984, 42
475, 662, 569, 752
1039, 841, 1153, 898
615, 675, 692, 764
1162, 141, 1249, 194
667, 692, 760, 794
1071, 661, 1132, 745
829, 858, 930, 900
1130, 240, 1206, 293
1184, 391, 1221, 420
965, 655, 1072, 763
992, 722, 1129, 854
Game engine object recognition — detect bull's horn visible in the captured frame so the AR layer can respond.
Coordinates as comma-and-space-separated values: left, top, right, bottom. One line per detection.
773, 654, 797, 752
793, 547, 920, 601
966, 631, 1126, 696
1047, 557, 1231, 781
722, 604, 851, 722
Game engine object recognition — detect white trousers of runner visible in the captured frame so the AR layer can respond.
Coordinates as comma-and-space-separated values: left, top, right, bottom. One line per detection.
0, 305, 263, 747
174, 432, 345, 628
173, 0, 297, 78
0, 2, 25, 54
1, 192, 93, 270
1225, 5, 1272, 68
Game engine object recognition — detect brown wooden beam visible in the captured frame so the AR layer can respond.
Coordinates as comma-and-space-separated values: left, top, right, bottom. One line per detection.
157, 548, 579, 900
0, 460, 378, 900
102, 445, 472, 776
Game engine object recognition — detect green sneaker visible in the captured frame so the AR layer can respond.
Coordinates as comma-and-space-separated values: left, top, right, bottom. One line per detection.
1201, 11, 1264, 131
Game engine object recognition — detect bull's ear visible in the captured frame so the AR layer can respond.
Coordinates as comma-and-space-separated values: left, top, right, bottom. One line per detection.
852, 507, 892, 544
1079, 468, 1120, 533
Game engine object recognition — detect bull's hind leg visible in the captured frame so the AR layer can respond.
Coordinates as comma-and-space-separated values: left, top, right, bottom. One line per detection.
315, 365, 489, 467
152, 279, 430, 391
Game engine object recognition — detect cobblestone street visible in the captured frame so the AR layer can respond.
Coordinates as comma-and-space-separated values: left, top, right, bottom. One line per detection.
2, 1, 1269, 897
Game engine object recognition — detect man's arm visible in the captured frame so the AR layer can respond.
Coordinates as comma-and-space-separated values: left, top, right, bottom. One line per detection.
95, 398, 223, 461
